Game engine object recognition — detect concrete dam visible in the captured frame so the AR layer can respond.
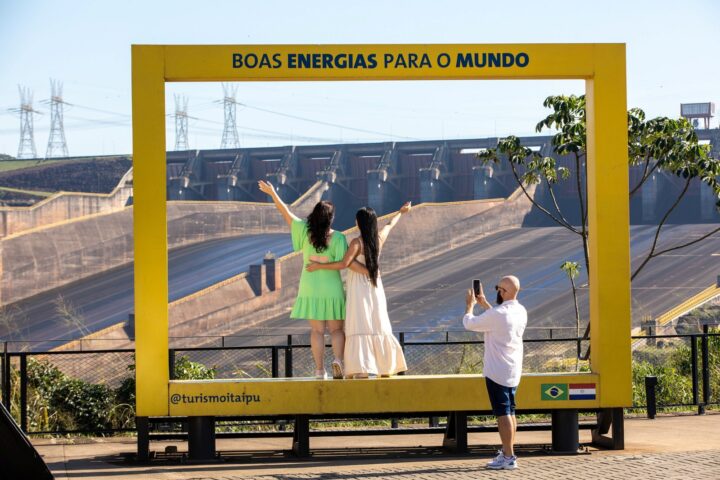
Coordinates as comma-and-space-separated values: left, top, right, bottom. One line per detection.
0, 133, 717, 349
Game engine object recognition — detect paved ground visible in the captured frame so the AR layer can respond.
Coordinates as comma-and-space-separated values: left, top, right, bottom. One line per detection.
35, 413, 720, 479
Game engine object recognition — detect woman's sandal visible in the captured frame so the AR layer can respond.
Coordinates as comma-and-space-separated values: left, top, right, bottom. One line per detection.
331, 360, 344, 379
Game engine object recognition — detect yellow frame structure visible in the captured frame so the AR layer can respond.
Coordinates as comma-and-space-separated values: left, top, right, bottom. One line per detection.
132, 44, 630, 417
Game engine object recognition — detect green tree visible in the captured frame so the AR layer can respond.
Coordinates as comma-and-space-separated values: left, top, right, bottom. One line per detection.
626, 109, 720, 279
480, 95, 720, 361
480, 96, 588, 273
560, 260, 582, 369
479, 94, 720, 282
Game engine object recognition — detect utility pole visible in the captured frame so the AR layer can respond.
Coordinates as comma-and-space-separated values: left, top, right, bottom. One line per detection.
173, 94, 189, 151
220, 83, 240, 149
12, 86, 40, 159
45, 79, 69, 158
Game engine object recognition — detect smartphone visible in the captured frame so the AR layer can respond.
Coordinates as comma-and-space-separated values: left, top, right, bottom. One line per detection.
472, 279, 482, 296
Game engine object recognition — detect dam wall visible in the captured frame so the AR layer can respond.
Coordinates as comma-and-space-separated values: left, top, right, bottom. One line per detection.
0, 182, 326, 305
164, 186, 534, 342
53, 186, 534, 349
0, 168, 134, 238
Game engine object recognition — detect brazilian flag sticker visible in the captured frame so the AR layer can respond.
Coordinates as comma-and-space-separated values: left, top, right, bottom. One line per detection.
541, 383, 568, 400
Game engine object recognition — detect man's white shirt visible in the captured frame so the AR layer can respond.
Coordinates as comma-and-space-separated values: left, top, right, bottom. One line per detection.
463, 299, 527, 388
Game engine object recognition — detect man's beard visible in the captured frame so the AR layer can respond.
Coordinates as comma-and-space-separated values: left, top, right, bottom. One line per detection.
496, 291, 504, 305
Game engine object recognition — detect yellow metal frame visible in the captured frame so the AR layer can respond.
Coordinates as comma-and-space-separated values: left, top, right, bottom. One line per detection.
168, 374, 601, 416
132, 44, 630, 416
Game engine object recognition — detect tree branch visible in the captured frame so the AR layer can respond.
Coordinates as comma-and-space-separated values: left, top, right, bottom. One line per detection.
570, 276, 581, 367
508, 163, 580, 235
545, 178, 576, 231
631, 176, 692, 280
653, 226, 720, 257
640, 151, 651, 178
630, 154, 660, 197
579, 322, 590, 360
636, 150, 651, 181
574, 152, 590, 275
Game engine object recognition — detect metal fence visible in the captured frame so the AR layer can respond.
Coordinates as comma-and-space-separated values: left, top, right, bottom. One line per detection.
0, 330, 717, 435
630, 327, 718, 412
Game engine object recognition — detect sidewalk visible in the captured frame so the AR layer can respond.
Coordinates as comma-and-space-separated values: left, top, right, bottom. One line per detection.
35, 413, 720, 480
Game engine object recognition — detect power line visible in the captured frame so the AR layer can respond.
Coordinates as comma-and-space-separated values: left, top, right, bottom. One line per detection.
188, 115, 334, 142
46, 93, 418, 142
189, 123, 347, 143
1, 87, 435, 151
239, 102, 420, 141
36, 110, 344, 144
70, 104, 131, 118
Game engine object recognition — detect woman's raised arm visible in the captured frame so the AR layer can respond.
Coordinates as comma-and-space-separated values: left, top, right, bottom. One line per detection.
258, 180, 299, 227
379, 201, 411, 246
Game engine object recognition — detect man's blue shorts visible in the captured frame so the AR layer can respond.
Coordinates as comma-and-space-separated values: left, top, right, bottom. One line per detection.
485, 377, 517, 417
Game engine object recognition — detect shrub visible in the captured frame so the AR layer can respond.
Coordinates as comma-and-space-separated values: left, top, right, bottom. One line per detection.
173, 355, 216, 380
632, 360, 694, 407
51, 379, 114, 431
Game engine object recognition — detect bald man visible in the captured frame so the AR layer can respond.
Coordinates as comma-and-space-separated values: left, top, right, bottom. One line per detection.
463, 275, 527, 470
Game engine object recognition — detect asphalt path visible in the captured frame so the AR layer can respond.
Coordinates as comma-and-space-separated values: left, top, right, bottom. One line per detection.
2, 225, 717, 348
252, 224, 719, 341
0, 234, 292, 346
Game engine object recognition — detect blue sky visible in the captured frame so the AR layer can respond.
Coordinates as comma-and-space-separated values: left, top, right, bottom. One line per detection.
0, 0, 718, 157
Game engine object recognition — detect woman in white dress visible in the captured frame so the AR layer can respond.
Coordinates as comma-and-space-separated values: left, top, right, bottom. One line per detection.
306, 203, 410, 378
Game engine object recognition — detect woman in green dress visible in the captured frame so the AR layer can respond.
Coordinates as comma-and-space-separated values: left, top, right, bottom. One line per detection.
258, 180, 365, 379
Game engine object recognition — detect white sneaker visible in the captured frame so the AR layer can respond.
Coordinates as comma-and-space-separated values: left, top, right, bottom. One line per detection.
486, 451, 504, 467
315, 369, 327, 379
486, 452, 518, 470
331, 360, 344, 379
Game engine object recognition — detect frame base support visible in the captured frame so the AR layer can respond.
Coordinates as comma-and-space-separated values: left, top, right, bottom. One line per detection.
551, 409, 579, 453
442, 411, 468, 453
293, 415, 310, 457
591, 408, 624, 450
188, 416, 216, 461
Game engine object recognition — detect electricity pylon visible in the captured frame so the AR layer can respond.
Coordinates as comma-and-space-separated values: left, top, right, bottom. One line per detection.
11, 86, 41, 159
45, 79, 69, 158
220, 83, 240, 149
173, 94, 190, 151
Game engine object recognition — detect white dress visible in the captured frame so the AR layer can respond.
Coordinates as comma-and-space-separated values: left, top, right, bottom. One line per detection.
344, 252, 408, 376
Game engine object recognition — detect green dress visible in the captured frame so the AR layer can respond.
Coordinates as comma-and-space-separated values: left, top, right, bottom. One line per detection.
290, 219, 348, 320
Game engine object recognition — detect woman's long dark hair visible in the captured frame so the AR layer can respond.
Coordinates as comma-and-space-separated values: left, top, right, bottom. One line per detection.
306, 201, 335, 252
356, 207, 380, 287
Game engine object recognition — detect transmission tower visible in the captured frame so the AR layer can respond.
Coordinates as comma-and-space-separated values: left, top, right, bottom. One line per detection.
173, 94, 190, 150
45, 79, 69, 158
12, 86, 40, 159
220, 83, 240, 149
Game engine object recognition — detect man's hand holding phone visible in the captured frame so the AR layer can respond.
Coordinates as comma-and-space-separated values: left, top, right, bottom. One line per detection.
470, 279, 491, 311
465, 288, 477, 315
476, 281, 486, 301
